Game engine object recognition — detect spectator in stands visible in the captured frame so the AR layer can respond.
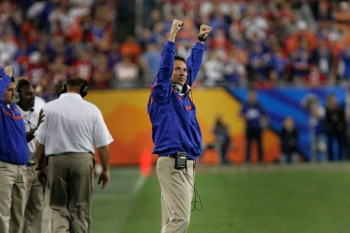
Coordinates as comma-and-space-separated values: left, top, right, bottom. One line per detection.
24, 51, 49, 87
111, 55, 139, 89
208, 28, 231, 60
120, 35, 143, 63
284, 20, 317, 55
0, 28, 18, 61
289, 36, 312, 85
241, 4, 269, 42
0, 51, 21, 78
4, 0, 350, 90
247, 42, 270, 83
224, 43, 248, 86
312, 0, 333, 22
303, 65, 327, 87
107, 41, 122, 69
203, 51, 225, 87
267, 43, 287, 82
139, 42, 161, 84
71, 49, 93, 84
338, 43, 350, 83
224, 54, 246, 87
334, 1, 350, 35
241, 88, 267, 163
91, 52, 111, 89
311, 38, 333, 79
50, 55, 69, 84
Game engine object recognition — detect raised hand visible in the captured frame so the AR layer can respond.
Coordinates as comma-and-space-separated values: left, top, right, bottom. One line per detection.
4, 66, 14, 77
168, 19, 184, 42
198, 24, 213, 39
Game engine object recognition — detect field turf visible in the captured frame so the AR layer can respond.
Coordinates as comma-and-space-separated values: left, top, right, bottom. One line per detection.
92, 162, 350, 233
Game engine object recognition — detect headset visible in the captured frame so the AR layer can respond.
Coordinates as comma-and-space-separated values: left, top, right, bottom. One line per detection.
61, 79, 89, 97
172, 83, 191, 95
15, 79, 31, 104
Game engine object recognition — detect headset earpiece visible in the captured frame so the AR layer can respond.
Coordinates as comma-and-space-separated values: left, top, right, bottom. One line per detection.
182, 84, 191, 95
80, 80, 89, 97
172, 83, 191, 95
172, 83, 182, 93
60, 83, 67, 95
60, 79, 89, 97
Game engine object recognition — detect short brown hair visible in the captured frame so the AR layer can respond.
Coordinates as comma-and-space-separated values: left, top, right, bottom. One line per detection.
66, 76, 86, 88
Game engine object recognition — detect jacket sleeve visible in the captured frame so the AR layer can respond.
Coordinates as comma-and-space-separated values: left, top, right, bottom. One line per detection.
186, 42, 206, 86
150, 41, 176, 104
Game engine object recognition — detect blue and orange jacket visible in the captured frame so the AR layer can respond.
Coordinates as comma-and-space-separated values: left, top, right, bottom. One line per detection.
147, 41, 205, 160
0, 68, 28, 165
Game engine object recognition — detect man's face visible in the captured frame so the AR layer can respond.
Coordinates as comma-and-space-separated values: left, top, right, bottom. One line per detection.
2, 82, 16, 104
171, 60, 187, 86
18, 85, 35, 110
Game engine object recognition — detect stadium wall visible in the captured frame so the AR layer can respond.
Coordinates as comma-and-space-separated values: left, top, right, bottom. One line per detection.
85, 88, 281, 166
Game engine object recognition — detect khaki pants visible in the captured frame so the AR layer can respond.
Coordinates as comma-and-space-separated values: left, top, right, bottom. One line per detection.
48, 153, 93, 233
22, 166, 52, 233
0, 161, 27, 233
156, 157, 195, 233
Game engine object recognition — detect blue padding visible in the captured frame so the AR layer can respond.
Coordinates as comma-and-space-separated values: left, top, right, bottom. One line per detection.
228, 86, 347, 160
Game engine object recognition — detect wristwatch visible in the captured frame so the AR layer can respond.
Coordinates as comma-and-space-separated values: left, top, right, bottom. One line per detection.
197, 35, 206, 42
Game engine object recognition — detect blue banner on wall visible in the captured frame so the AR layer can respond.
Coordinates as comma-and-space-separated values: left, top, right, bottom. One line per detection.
228, 86, 347, 161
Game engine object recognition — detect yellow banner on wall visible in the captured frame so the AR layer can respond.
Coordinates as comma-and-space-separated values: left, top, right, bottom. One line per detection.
85, 88, 281, 166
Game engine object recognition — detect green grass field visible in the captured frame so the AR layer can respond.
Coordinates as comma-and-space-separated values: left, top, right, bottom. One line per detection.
91, 162, 350, 233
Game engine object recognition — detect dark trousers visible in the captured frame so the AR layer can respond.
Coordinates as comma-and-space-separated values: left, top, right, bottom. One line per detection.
48, 153, 94, 233
245, 129, 263, 163
327, 131, 345, 161
218, 142, 230, 164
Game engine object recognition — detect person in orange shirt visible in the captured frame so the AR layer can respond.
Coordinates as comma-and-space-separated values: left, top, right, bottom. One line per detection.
284, 20, 318, 54
120, 35, 143, 63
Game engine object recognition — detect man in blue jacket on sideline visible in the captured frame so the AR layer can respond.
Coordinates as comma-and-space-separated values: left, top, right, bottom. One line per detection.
147, 19, 212, 233
0, 66, 29, 233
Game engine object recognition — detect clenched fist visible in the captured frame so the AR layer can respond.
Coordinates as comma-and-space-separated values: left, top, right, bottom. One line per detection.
168, 19, 184, 42
198, 24, 213, 42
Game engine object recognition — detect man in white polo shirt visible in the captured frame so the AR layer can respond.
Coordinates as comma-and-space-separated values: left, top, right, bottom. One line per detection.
35, 76, 113, 233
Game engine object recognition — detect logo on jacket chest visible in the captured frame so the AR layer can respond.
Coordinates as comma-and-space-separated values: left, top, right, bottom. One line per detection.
185, 105, 192, 111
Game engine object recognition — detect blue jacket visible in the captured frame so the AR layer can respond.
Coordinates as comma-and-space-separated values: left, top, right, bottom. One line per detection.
147, 41, 205, 160
0, 68, 28, 165
241, 102, 266, 131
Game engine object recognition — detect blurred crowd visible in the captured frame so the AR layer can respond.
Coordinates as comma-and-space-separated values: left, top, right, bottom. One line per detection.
2, 0, 350, 102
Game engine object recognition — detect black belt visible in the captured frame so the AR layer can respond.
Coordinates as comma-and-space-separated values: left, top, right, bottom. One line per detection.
166, 154, 195, 161
27, 161, 36, 166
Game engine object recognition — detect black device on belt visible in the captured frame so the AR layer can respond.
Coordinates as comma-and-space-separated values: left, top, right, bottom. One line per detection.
168, 152, 188, 170
27, 161, 36, 166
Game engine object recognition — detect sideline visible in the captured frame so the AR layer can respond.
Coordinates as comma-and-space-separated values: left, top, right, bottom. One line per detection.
195, 161, 350, 174
91, 167, 148, 233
